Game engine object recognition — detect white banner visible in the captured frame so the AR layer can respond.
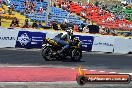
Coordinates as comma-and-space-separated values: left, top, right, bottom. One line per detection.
0, 29, 19, 48
92, 36, 115, 52
129, 38, 132, 52
114, 38, 132, 54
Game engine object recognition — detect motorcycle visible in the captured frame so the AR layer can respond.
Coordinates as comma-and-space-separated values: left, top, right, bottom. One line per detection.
42, 33, 82, 62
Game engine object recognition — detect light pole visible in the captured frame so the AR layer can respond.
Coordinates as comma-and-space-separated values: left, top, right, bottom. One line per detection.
45, 0, 51, 25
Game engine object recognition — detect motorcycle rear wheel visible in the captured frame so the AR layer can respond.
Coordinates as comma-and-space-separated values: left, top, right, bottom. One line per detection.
71, 49, 82, 62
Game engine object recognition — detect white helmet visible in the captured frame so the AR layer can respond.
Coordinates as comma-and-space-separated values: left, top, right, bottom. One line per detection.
66, 27, 73, 34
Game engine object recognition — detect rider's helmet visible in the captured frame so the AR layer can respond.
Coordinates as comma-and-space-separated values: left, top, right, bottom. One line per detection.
66, 27, 73, 35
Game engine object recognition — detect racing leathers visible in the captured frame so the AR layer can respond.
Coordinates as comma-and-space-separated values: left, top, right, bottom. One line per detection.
53, 32, 74, 55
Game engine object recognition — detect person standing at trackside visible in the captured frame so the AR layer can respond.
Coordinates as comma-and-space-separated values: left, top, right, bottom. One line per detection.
22, 19, 30, 28
10, 17, 19, 27
78, 23, 85, 32
0, 16, 1, 26
32, 20, 38, 28
52, 20, 59, 30
60, 21, 67, 31
46, 21, 52, 27
83, 25, 89, 33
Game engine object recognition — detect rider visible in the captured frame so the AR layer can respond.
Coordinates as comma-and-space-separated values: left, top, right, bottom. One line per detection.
53, 27, 74, 55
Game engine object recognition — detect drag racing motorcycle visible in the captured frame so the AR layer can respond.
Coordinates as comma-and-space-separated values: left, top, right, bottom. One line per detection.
42, 33, 82, 62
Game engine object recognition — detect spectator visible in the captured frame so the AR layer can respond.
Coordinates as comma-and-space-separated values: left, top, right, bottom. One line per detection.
46, 21, 52, 27
78, 23, 85, 32
10, 18, 15, 27
39, 7, 43, 14
61, 3, 65, 10
32, 20, 38, 28
65, 21, 74, 29
15, 18, 19, 27
2, 7, 5, 14
77, 0, 82, 6
10, 3, 15, 11
69, 0, 72, 3
62, 3, 67, 10
10, 17, 19, 27
94, 0, 99, 7
25, 8, 29, 14
22, 19, 30, 28
23, 1, 36, 14
68, 12, 73, 16
81, 11, 86, 17
0, 0, 2, 7
0, 16, 1, 26
37, 22, 44, 28
73, 24, 78, 32
52, 21, 58, 30
60, 21, 67, 30
83, 25, 89, 33
99, 26, 107, 34
53, 2, 56, 7
109, 28, 116, 35
64, 19, 69, 23
38, 22, 52, 29
105, 28, 111, 34
8, 7, 12, 15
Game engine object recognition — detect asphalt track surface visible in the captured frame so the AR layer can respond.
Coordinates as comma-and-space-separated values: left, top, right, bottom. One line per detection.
0, 48, 132, 88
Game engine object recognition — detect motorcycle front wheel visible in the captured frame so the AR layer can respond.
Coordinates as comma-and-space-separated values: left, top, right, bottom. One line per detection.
42, 47, 55, 61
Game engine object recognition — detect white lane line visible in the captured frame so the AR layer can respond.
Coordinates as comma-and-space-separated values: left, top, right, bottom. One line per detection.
0, 81, 77, 85
82, 69, 87, 70
119, 73, 132, 75
19, 49, 41, 51
0, 66, 66, 68
109, 72, 117, 74
89, 70, 96, 71
126, 54, 132, 56
71, 68, 75, 69
2, 48, 132, 56
99, 71, 105, 72
0, 48, 41, 51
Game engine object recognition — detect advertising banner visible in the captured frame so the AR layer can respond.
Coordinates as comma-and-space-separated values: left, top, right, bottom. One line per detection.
74, 35, 94, 51
15, 31, 46, 48
92, 36, 115, 52
0, 30, 19, 48
129, 38, 132, 52
114, 38, 131, 54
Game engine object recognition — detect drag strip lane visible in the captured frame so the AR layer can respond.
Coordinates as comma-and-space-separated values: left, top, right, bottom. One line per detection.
0, 48, 132, 73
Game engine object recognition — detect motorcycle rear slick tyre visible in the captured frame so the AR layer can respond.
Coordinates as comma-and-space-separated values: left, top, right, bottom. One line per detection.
71, 49, 82, 62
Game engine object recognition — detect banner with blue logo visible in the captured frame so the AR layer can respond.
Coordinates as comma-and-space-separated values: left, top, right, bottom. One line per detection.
15, 31, 46, 48
74, 35, 94, 51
